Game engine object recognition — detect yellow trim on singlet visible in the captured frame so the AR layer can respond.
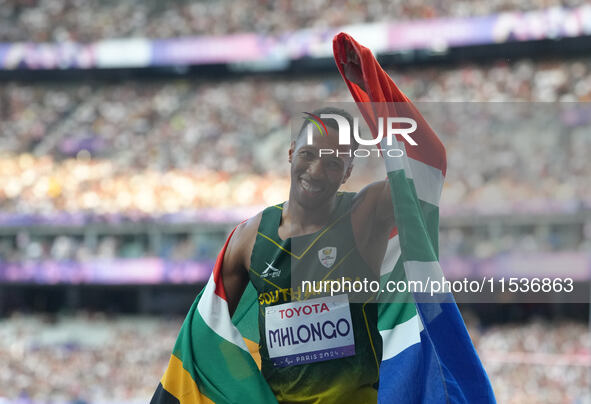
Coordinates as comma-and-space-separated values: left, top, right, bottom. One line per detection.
256, 210, 351, 260
248, 267, 283, 291
362, 300, 381, 379
255, 232, 299, 258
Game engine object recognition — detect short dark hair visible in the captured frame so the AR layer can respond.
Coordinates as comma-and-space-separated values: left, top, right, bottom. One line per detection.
295, 107, 360, 152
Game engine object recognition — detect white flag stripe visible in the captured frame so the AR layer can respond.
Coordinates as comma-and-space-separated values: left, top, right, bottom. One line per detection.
380, 314, 424, 361
197, 276, 249, 351
380, 235, 401, 276
400, 141, 413, 178
380, 138, 404, 172
380, 139, 444, 207
407, 157, 444, 207
404, 261, 446, 295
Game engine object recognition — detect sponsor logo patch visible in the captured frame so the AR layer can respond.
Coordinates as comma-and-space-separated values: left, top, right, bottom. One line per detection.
261, 261, 281, 278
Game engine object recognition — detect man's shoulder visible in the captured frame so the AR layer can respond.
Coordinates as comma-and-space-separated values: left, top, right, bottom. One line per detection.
349, 180, 393, 229
350, 180, 386, 208
234, 210, 264, 241
338, 190, 358, 198
226, 211, 265, 270
336, 190, 358, 206
234, 200, 287, 237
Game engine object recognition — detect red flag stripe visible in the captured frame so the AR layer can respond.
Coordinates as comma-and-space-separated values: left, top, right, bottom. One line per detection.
211, 225, 240, 301
333, 32, 447, 176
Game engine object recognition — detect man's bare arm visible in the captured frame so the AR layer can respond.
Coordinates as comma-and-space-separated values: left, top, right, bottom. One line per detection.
351, 180, 396, 276
355, 179, 396, 232
220, 213, 261, 317
341, 42, 395, 230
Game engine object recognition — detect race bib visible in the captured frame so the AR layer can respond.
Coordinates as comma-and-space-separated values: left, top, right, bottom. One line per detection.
265, 294, 355, 368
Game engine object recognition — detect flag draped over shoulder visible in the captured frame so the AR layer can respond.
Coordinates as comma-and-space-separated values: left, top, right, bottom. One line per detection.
151, 226, 277, 404
333, 32, 496, 404
152, 32, 495, 404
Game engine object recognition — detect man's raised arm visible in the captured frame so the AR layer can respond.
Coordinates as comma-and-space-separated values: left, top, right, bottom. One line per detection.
341, 41, 396, 235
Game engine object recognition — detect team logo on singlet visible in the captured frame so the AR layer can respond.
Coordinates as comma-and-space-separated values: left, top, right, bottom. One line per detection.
261, 261, 281, 278
318, 247, 337, 268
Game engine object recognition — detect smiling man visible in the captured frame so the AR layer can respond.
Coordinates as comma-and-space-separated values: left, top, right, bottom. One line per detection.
153, 34, 495, 404
220, 106, 396, 403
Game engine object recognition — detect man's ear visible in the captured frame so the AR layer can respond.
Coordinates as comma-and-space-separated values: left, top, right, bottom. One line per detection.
288, 141, 296, 163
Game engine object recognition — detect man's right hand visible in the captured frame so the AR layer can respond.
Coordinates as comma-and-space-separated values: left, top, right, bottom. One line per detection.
341, 42, 366, 92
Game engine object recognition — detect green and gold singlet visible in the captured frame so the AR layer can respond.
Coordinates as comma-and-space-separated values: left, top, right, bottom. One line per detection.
248, 192, 382, 404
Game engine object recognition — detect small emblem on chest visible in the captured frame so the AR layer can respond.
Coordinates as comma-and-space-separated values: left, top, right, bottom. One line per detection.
261, 261, 281, 278
318, 247, 337, 268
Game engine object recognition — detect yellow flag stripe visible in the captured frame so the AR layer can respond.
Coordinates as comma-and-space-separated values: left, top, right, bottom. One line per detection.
160, 354, 214, 404
243, 337, 262, 370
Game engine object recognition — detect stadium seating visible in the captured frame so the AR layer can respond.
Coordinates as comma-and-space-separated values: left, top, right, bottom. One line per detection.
0, 313, 588, 403
0, 0, 587, 42
1, 60, 590, 218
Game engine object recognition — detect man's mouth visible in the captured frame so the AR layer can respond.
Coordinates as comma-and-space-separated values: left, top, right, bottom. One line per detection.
300, 179, 323, 193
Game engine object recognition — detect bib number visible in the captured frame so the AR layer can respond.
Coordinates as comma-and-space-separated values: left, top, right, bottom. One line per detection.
265, 294, 355, 368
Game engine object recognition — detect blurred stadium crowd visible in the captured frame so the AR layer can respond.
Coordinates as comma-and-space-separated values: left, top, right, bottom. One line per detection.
0, 313, 176, 404
0, 0, 587, 42
1, 1, 590, 403
1, 58, 590, 221
0, 233, 216, 263
469, 319, 591, 403
0, 217, 588, 270
0, 313, 588, 403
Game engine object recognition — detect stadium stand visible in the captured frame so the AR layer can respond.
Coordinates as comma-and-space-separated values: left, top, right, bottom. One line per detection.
1, 1, 590, 403
0, 313, 588, 403
0, 0, 588, 42
1, 59, 591, 218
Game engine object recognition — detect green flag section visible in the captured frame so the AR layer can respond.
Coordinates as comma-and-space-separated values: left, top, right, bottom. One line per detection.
151, 227, 277, 404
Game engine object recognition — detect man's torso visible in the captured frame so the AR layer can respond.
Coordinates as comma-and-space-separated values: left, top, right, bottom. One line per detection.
247, 192, 383, 404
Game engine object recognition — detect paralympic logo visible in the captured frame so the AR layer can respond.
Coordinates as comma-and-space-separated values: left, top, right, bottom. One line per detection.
302, 112, 418, 158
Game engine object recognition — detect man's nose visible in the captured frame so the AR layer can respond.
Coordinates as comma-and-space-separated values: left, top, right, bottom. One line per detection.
306, 159, 324, 179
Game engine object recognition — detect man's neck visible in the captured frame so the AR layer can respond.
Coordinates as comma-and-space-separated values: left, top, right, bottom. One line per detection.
280, 195, 337, 238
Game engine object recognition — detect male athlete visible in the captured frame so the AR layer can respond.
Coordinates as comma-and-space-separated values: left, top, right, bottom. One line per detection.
221, 51, 397, 402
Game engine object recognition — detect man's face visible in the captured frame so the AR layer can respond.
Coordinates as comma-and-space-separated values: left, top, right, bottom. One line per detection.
289, 124, 354, 209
